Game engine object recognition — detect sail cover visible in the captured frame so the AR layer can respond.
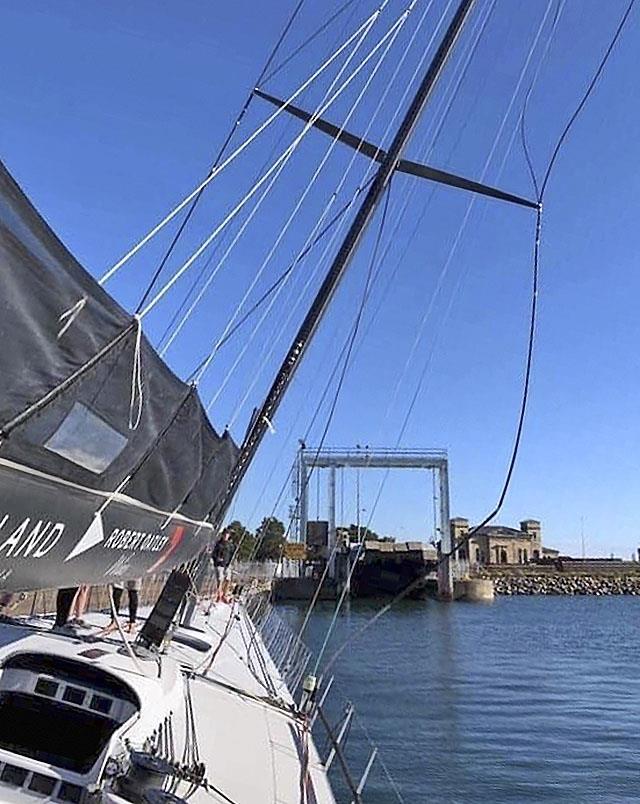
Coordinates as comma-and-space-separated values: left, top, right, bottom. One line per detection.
0, 160, 238, 592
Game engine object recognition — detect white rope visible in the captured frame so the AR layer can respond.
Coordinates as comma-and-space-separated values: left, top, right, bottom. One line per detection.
223, 0, 446, 428
198, 0, 421, 401
128, 314, 144, 430
205, 197, 340, 410
159, 4, 390, 359
107, 585, 150, 677
138, 7, 416, 321
57, 297, 86, 339
97, 6, 388, 288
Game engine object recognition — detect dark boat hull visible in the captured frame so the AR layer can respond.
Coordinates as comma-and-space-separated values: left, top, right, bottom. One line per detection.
351, 557, 437, 599
0, 459, 213, 592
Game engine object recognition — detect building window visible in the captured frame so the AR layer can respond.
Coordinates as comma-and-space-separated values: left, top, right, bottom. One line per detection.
523, 549, 528, 562
475, 548, 481, 563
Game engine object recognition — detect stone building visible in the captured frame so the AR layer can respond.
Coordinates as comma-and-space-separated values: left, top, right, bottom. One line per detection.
450, 518, 545, 565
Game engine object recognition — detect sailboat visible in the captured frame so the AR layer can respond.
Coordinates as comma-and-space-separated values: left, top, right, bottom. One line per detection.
0, 0, 620, 799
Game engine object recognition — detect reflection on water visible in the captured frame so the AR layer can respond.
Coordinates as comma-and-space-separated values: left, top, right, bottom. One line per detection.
280, 596, 640, 803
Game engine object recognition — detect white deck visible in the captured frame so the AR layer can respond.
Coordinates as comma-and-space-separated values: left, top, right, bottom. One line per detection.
0, 601, 337, 803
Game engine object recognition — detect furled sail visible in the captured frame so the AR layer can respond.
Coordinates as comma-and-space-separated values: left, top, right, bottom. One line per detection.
0, 160, 238, 592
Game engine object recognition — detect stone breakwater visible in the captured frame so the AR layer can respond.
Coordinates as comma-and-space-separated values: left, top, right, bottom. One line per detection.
482, 573, 640, 596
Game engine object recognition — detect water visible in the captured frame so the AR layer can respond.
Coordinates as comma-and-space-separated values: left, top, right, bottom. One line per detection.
279, 596, 640, 803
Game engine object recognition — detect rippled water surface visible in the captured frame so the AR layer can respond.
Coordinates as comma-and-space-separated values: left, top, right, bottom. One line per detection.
279, 596, 640, 803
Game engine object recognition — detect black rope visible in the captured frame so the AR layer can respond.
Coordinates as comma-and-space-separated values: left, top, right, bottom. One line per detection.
134, 0, 309, 314
261, 0, 361, 86
540, 0, 637, 199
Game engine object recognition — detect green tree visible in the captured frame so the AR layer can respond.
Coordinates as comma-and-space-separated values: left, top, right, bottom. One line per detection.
345, 523, 384, 543
254, 516, 286, 561
225, 520, 255, 561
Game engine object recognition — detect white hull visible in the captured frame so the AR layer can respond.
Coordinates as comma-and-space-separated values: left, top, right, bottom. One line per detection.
0, 601, 336, 803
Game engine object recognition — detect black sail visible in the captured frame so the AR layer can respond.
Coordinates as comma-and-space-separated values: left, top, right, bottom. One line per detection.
0, 160, 238, 592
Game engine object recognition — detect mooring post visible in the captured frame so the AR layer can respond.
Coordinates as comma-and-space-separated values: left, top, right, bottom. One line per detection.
437, 459, 454, 599
327, 465, 337, 580
299, 452, 308, 547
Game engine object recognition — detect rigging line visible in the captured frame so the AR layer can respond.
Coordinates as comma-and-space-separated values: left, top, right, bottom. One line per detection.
157, 120, 299, 354
185, 180, 375, 380
539, 0, 636, 199
177, 0, 418, 377
148, 1, 363, 353
320, 203, 542, 680
386, 0, 567, 441
519, 0, 566, 200
367, 0, 495, 265
98, 5, 386, 288
218, 0, 443, 427
222, 182, 377, 430
344, 0, 497, 381
229, 291, 358, 562
134, 0, 308, 313
162, 7, 388, 368
226, 310, 352, 553
139, 7, 411, 321
444, 0, 640, 557
201, 4, 419, 402
259, 235, 387, 552
236, 464, 295, 563
225, 173, 376, 434
380, 0, 564, 446
319, 0, 633, 675
262, 0, 362, 86
382, 0, 554, 424
351, 709, 407, 804
296, 184, 393, 646
249, 184, 394, 574
313, 2, 558, 673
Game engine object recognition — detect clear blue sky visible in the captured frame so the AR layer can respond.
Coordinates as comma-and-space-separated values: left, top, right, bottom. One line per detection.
1, 0, 639, 557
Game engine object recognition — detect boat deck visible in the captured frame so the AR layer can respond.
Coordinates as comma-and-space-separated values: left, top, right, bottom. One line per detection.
0, 601, 336, 803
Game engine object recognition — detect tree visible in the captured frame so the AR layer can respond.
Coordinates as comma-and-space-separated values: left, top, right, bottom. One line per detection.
254, 516, 286, 561
225, 520, 255, 561
344, 523, 384, 543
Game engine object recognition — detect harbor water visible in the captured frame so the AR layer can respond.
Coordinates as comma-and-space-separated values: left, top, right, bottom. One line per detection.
280, 596, 640, 803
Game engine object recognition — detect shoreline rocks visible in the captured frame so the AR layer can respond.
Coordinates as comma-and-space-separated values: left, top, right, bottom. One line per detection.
478, 573, 640, 596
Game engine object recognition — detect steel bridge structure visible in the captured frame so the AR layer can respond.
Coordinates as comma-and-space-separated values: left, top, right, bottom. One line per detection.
293, 446, 454, 597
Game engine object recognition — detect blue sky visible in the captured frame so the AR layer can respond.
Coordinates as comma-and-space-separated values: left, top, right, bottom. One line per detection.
1, 0, 639, 557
